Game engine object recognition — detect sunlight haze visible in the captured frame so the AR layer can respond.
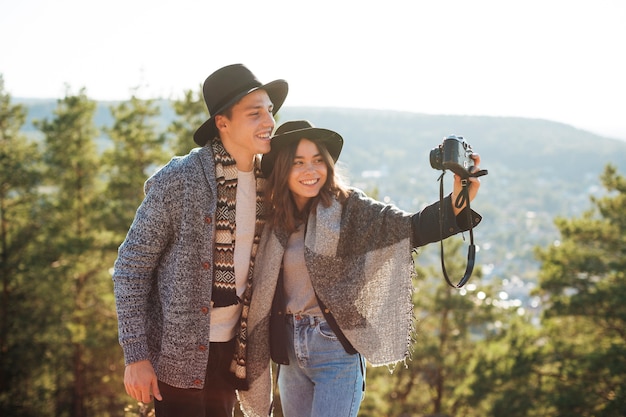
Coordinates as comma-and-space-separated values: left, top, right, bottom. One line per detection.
1, 0, 624, 140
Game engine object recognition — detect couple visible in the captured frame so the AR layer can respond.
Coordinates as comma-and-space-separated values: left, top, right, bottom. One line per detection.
112, 64, 483, 417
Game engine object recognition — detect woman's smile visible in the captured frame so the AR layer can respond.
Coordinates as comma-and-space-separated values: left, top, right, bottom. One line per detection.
288, 139, 328, 210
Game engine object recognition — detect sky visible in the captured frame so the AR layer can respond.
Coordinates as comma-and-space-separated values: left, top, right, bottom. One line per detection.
1, 0, 625, 140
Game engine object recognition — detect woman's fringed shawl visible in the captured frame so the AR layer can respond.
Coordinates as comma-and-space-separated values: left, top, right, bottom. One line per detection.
238, 189, 414, 417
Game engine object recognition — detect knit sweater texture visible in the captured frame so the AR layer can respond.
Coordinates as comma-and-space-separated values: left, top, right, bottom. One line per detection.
113, 146, 222, 389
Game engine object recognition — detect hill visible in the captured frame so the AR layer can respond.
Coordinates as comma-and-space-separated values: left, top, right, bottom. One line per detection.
16, 99, 626, 307
278, 107, 626, 300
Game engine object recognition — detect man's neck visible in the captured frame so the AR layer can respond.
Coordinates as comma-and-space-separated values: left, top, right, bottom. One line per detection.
221, 139, 255, 172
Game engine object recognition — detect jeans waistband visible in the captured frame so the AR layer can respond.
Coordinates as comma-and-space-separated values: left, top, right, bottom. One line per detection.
285, 313, 324, 326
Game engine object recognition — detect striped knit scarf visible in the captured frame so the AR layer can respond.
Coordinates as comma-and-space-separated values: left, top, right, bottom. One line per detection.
211, 138, 265, 388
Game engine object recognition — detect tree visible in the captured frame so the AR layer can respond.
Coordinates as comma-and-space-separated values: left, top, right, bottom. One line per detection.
434, 167, 626, 417
0, 75, 47, 416
101, 95, 167, 236
167, 87, 207, 155
459, 314, 553, 417
532, 164, 626, 416
34, 88, 123, 417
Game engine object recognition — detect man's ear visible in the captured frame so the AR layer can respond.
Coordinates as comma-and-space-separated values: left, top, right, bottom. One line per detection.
214, 114, 228, 131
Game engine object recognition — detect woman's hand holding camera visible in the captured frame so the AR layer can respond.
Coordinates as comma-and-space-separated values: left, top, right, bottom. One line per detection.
451, 153, 481, 216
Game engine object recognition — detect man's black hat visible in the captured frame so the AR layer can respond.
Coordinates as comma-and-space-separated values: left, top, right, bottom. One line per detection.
193, 64, 288, 146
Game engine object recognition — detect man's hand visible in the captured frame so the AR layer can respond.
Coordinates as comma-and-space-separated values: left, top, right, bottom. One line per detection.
124, 360, 162, 403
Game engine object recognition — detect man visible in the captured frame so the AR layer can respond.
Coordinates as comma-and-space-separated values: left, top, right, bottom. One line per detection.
112, 64, 288, 416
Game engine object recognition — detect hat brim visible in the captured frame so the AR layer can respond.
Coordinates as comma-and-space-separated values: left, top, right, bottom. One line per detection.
261, 127, 343, 177
193, 79, 288, 146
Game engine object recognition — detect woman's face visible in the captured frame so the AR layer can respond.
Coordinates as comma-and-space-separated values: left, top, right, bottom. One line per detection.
288, 139, 328, 211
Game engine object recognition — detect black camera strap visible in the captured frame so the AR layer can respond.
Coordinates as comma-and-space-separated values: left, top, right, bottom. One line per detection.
437, 169, 487, 288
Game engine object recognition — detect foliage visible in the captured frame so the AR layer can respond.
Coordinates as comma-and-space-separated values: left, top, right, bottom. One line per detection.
0, 74, 48, 416
33, 89, 85, 416
27, 88, 124, 416
533, 164, 626, 416
101, 95, 167, 237
3, 80, 626, 416
167, 86, 206, 156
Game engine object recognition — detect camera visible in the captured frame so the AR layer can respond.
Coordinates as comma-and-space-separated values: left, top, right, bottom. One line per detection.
429, 135, 475, 178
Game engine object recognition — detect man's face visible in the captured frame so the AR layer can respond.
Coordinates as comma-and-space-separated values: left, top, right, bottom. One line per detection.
217, 89, 275, 158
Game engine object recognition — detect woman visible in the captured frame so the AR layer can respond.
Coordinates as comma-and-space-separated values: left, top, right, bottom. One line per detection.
238, 120, 482, 417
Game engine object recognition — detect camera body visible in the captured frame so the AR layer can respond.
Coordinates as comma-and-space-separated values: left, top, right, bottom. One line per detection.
430, 135, 475, 178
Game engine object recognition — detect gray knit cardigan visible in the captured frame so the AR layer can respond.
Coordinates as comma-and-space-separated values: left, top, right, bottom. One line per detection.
112, 146, 221, 389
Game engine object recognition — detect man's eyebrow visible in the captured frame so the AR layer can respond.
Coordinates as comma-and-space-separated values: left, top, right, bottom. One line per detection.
241, 97, 274, 110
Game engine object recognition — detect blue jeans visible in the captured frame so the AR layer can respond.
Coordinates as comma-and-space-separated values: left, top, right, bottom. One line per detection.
278, 314, 365, 417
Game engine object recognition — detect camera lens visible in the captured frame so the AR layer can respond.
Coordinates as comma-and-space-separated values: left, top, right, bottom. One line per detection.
430, 147, 444, 170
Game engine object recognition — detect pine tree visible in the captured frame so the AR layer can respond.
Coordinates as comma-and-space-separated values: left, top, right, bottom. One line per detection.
167, 87, 207, 155
0, 75, 48, 415
34, 88, 123, 417
459, 313, 551, 417
101, 95, 167, 237
461, 166, 626, 417
533, 164, 626, 416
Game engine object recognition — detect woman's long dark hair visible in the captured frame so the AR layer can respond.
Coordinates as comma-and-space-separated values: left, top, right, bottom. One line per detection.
265, 138, 349, 234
